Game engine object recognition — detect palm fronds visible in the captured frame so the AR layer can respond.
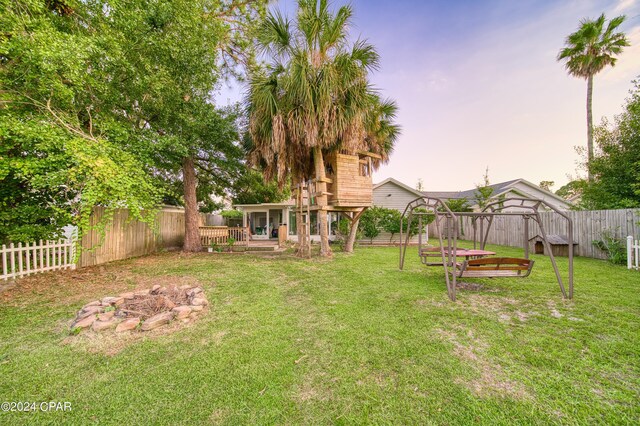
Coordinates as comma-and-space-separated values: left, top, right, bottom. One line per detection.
245, 0, 400, 187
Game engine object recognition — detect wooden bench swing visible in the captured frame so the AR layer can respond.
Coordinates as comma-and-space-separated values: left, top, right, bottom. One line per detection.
455, 257, 534, 278
399, 196, 574, 301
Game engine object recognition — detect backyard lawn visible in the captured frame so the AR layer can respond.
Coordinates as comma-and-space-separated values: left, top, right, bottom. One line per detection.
0, 244, 638, 425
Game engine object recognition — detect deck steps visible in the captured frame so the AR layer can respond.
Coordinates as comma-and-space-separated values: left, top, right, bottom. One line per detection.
245, 245, 279, 252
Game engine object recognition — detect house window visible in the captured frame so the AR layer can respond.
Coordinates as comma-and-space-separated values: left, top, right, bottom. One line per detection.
288, 211, 296, 235
287, 210, 322, 235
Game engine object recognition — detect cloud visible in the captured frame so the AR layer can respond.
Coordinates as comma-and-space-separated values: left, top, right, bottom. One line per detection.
614, 0, 637, 13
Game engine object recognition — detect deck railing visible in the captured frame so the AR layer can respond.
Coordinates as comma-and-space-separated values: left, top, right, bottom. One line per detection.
199, 226, 249, 247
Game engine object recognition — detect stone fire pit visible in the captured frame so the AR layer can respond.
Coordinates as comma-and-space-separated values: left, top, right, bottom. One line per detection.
71, 285, 208, 333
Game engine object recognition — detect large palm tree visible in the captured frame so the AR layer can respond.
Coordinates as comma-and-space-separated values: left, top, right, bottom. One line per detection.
246, 0, 398, 257
557, 13, 629, 181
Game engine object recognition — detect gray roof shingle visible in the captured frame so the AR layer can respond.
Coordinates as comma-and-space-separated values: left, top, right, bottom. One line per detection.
422, 179, 521, 204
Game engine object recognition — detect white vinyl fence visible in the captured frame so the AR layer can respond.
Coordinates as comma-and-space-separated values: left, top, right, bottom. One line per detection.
1, 239, 76, 280
628, 236, 639, 270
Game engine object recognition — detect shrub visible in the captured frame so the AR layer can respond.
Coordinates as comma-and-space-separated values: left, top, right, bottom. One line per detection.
359, 207, 386, 243
592, 228, 627, 265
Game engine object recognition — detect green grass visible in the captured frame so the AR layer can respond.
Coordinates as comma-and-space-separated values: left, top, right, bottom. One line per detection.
1, 244, 639, 425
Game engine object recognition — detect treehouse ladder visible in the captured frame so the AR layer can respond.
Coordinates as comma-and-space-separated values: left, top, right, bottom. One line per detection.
296, 180, 313, 257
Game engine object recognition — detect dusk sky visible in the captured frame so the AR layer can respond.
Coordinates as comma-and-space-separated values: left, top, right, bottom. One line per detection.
216, 0, 640, 193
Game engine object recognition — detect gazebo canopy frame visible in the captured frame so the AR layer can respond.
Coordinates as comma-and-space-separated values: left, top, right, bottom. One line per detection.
399, 197, 574, 302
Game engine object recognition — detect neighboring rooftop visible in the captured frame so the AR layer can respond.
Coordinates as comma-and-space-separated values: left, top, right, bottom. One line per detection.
420, 178, 572, 208
422, 179, 522, 204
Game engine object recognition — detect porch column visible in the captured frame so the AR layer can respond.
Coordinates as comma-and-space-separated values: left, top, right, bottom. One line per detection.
266, 210, 270, 237
282, 208, 288, 235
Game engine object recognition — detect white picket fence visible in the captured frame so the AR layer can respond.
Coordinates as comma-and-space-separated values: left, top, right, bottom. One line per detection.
628, 236, 639, 270
1, 239, 76, 281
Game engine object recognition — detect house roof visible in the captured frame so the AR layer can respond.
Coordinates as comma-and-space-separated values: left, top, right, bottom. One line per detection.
234, 199, 295, 208
422, 179, 520, 202
422, 178, 571, 207
373, 177, 425, 198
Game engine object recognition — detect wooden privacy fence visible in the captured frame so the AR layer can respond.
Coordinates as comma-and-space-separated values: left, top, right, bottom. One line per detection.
199, 226, 249, 247
78, 206, 195, 268
1, 239, 76, 280
429, 209, 640, 259
628, 236, 639, 270
2, 207, 222, 278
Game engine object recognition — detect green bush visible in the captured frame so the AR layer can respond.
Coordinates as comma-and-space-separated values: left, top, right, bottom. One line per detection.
359, 207, 386, 243
592, 229, 627, 265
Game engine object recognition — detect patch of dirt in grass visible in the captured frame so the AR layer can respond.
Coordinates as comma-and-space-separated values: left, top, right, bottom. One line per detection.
547, 301, 563, 318
465, 295, 518, 323
2, 254, 202, 309
62, 316, 205, 356
357, 370, 398, 390
456, 282, 485, 291
415, 299, 445, 308
0, 280, 17, 294
293, 369, 335, 404
463, 295, 538, 324
208, 408, 230, 423
1, 254, 194, 304
595, 367, 640, 403
296, 381, 320, 402
435, 327, 530, 400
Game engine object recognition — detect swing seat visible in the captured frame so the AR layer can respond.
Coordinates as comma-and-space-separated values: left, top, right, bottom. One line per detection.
455, 257, 534, 278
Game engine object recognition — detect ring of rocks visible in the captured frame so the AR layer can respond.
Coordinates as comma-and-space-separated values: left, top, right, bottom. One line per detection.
71, 285, 208, 333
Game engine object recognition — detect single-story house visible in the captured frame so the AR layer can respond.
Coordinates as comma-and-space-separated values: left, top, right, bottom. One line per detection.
234, 177, 571, 244
235, 200, 342, 242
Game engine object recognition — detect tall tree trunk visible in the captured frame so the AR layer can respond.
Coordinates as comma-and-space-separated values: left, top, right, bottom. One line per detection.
586, 74, 594, 182
344, 208, 366, 253
313, 147, 331, 257
182, 156, 202, 252
296, 206, 304, 256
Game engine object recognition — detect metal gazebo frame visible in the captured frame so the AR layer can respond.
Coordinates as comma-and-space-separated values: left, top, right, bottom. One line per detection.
399, 197, 574, 302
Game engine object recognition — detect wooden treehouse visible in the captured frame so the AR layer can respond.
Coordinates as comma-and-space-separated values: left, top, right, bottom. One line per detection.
295, 151, 379, 211
293, 150, 379, 252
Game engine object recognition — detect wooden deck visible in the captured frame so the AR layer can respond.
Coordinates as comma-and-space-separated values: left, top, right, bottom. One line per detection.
199, 227, 284, 252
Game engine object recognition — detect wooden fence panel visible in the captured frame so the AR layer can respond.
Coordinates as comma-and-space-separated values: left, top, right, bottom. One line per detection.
429, 209, 640, 259
78, 207, 194, 267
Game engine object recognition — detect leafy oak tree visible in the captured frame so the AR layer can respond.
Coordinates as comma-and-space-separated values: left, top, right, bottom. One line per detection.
581, 78, 640, 209
0, 0, 161, 243
83, 0, 267, 252
231, 169, 291, 205
1, 0, 268, 250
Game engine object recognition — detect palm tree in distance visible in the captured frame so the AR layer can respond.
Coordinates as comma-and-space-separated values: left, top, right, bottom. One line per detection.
557, 13, 629, 181
246, 0, 399, 257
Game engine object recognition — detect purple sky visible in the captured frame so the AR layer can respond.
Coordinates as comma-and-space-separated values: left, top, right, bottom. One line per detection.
216, 0, 640, 192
